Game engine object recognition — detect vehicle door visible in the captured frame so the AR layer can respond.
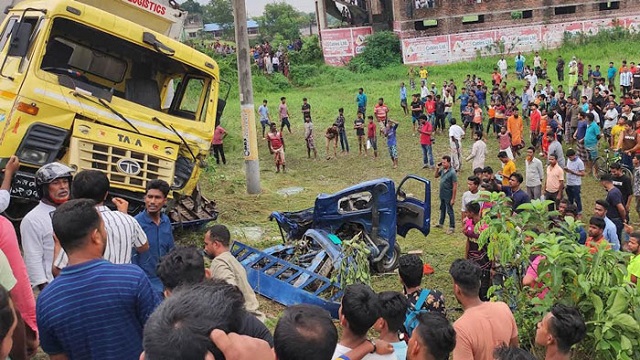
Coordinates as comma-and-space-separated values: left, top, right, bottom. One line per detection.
396, 175, 431, 237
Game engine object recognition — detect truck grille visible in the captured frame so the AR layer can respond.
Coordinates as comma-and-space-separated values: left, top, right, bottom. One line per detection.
75, 140, 174, 189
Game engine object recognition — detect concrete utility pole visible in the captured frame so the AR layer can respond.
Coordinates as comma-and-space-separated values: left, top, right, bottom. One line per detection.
232, 0, 261, 194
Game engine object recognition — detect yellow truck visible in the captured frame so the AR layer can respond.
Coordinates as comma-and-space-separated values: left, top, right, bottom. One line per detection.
0, 0, 224, 225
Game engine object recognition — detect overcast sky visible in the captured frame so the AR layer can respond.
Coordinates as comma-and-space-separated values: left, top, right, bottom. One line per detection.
192, 0, 317, 16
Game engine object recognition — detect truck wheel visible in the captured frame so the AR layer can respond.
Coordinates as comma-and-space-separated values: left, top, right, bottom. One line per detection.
374, 242, 401, 273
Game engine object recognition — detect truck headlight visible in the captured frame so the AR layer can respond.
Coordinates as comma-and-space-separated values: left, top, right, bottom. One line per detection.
17, 148, 48, 165
15, 123, 68, 166
172, 155, 195, 190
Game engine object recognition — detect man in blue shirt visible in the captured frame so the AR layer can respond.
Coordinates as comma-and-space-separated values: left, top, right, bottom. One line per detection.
133, 179, 175, 296
257, 99, 271, 139
37, 199, 160, 360
508, 173, 530, 213
515, 52, 525, 80
607, 62, 617, 88
583, 112, 601, 172
356, 87, 367, 118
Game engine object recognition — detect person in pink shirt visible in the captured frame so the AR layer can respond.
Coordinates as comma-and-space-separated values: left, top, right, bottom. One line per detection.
417, 115, 433, 168
0, 215, 38, 356
211, 124, 227, 165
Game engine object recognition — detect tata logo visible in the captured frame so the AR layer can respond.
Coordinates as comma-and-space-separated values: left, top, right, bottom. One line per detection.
116, 158, 142, 175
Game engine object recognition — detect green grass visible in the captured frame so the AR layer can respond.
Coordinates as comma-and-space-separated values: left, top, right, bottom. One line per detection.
187, 34, 640, 339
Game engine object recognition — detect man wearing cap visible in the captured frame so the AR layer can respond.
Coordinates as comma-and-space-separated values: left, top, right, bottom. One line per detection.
21, 163, 73, 290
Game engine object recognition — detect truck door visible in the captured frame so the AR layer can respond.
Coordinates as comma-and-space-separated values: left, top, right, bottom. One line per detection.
0, 14, 40, 100
396, 175, 431, 237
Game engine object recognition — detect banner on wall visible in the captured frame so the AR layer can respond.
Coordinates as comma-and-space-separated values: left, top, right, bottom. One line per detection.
321, 26, 373, 66
401, 16, 640, 65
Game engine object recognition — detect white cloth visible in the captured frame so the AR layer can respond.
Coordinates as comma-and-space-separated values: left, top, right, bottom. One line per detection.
466, 140, 487, 170
620, 71, 632, 87
462, 191, 480, 212
604, 108, 619, 129
333, 344, 396, 360
54, 205, 148, 268
0, 189, 9, 213
449, 125, 465, 145
421, 86, 429, 99
566, 157, 585, 186
525, 157, 544, 187
20, 201, 56, 287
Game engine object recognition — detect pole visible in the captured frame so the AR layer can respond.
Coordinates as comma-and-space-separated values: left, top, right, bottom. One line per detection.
232, 0, 261, 194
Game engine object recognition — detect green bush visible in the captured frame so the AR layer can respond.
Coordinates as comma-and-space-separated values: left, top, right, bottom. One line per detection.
477, 193, 640, 360
288, 35, 324, 65
289, 64, 322, 87
348, 31, 401, 71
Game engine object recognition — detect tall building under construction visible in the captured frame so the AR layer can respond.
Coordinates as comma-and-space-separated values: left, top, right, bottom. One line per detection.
316, 0, 639, 65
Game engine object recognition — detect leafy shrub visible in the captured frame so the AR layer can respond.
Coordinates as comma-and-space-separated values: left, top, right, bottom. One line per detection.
348, 31, 401, 71
477, 193, 640, 360
289, 64, 322, 87
288, 35, 324, 65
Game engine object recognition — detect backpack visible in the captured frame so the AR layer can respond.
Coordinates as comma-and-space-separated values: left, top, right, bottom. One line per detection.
403, 289, 431, 337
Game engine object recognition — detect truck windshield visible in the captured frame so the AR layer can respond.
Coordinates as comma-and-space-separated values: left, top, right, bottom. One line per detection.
40, 17, 212, 122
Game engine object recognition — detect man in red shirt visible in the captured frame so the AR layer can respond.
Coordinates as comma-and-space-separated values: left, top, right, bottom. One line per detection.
529, 103, 541, 149
417, 115, 434, 168
366, 116, 378, 158
374, 97, 389, 124
425, 95, 436, 125
266, 123, 286, 173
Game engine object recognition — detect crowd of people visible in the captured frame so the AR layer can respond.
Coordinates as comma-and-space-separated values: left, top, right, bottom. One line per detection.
2, 48, 640, 360
0, 149, 602, 360
251, 40, 302, 78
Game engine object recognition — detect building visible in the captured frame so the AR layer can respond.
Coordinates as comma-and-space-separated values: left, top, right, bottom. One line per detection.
203, 20, 260, 39
316, 0, 640, 65
184, 13, 203, 39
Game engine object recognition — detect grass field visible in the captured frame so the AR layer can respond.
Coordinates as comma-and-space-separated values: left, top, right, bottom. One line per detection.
184, 34, 640, 342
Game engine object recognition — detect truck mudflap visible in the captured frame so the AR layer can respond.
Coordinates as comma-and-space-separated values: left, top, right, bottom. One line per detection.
169, 191, 218, 230
232, 229, 344, 318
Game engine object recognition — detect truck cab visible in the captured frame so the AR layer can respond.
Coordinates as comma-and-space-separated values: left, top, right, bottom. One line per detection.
0, 0, 221, 225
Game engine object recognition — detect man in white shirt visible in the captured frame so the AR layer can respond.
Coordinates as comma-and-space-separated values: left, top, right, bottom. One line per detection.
332, 284, 396, 360
525, 147, 544, 200
497, 56, 508, 77
448, 118, 465, 172
21, 162, 73, 289
525, 69, 538, 89
461, 176, 480, 221
52, 170, 149, 274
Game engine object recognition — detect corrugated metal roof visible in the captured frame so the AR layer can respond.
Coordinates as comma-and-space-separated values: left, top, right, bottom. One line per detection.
204, 20, 259, 32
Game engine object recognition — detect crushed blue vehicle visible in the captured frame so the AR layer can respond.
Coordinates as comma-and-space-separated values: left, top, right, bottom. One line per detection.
231, 175, 431, 317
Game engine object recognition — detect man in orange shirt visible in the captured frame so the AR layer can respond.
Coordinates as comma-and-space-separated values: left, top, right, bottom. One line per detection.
585, 216, 611, 254
507, 109, 524, 157
450, 259, 518, 360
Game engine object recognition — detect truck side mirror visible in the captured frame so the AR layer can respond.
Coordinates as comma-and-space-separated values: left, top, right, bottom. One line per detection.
7, 22, 32, 57
215, 98, 226, 127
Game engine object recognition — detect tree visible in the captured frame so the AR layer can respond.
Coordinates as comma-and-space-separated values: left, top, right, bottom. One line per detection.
179, 0, 202, 14
201, 0, 234, 36
255, 2, 305, 42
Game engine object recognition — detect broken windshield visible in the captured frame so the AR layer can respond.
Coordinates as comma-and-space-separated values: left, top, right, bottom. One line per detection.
40, 17, 211, 122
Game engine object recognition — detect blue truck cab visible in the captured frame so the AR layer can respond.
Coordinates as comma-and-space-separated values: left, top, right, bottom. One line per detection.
232, 175, 431, 317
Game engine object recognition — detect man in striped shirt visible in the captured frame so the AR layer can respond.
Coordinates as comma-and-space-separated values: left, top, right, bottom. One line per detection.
37, 199, 160, 360
52, 170, 148, 275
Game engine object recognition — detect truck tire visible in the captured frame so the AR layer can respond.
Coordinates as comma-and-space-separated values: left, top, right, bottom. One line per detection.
374, 242, 401, 273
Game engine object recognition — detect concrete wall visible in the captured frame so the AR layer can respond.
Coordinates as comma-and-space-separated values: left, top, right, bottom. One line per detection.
392, 0, 634, 38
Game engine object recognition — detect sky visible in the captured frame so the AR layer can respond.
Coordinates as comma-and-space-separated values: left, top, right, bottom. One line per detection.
193, 0, 317, 16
